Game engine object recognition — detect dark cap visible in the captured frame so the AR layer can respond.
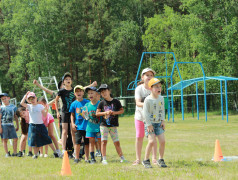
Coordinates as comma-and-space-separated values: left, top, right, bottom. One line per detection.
85, 86, 98, 93
0, 93, 9, 98
97, 84, 110, 92
62, 72, 72, 81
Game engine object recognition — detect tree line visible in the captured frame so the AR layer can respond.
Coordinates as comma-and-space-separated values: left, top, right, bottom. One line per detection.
0, 0, 238, 100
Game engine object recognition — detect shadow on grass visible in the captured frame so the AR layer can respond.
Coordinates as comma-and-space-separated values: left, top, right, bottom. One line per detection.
169, 160, 218, 168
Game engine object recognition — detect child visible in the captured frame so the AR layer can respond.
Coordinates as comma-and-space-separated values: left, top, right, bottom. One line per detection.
83, 87, 101, 164
0, 93, 19, 157
38, 97, 61, 157
96, 84, 126, 165
69, 85, 90, 163
17, 107, 33, 157
55, 72, 75, 157
133, 68, 158, 165
20, 91, 53, 159
142, 78, 167, 168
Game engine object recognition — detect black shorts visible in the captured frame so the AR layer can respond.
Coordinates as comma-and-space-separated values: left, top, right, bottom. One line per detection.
61, 112, 71, 123
75, 130, 89, 145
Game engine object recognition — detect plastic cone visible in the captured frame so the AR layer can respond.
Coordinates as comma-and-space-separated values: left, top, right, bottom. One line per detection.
61, 151, 72, 176
214, 139, 223, 162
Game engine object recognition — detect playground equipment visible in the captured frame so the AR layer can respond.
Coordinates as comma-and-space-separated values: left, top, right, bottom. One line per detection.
127, 52, 238, 122
33, 76, 60, 140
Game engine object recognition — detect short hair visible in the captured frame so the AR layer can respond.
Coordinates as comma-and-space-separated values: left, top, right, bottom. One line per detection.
38, 97, 47, 104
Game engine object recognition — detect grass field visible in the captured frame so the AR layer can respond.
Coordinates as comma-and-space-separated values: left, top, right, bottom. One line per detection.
0, 113, 238, 180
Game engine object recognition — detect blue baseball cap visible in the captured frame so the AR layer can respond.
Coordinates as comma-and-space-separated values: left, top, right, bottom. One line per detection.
0, 93, 9, 98
85, 86, 98, 93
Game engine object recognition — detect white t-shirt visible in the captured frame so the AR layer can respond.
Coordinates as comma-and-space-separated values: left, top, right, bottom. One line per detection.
143, 95, 165, 126
134, 84, 151, 121
27, 104, 45, 124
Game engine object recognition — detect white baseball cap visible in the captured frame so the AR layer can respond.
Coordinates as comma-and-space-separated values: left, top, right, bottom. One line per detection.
141, 68, 156, 77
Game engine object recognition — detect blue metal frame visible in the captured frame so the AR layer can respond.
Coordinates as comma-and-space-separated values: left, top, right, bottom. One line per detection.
128, 52, 238, 123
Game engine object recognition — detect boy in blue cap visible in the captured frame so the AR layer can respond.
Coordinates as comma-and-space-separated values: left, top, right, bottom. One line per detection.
0, 93, 19, 157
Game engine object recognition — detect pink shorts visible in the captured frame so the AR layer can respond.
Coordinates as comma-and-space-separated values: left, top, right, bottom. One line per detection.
135, 119, 145, 138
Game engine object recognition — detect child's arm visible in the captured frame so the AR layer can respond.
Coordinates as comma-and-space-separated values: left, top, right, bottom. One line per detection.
14, 113, 19, 131
20, 91, 30, 108
96, 108, 110, 117
55, 96, 60, 120
160, 97, 165, 130
84, 81, 97, 89
143, 98, 154, 133
70, 113, 77, 132
135, 99, 144, 107
33, 80, 54, 96
0, 114, 2, 134
111, 107, 124, 115
41, 106, 48, 117
48, 99, 55, 106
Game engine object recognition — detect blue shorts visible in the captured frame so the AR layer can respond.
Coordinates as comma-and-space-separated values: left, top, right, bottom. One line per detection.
144, 122, 165, 137
28, 124, 52, 147
86, 131, 101, 139
1, 125, 18, 139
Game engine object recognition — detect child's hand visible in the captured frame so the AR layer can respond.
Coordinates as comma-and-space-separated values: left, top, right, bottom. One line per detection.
92, 81, 97, 87
33, 80, 39, 85
0, 127, 2, 134
147, 125, 154, 133
57, 112, 61, 120
72, 123, 77, 132
15, 126, 19, 131
160, 121, 165, 130
26, 91, 31, 95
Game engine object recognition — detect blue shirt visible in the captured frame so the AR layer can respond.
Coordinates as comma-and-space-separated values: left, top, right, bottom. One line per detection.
85, 101, 101, 132
69, 99, 89, 130
0, 104, 17, 124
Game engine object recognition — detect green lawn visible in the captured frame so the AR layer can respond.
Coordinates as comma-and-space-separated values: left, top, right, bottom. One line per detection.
0, 113, 238, 179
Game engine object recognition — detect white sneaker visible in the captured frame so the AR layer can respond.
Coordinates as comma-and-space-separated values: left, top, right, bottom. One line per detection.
102, 160, 108, 165
56, 149, 62, 157
44, 154, 48, 158
39, 154, 43, 157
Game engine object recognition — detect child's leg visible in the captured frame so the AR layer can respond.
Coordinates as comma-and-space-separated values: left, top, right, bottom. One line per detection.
101, 140, 107, 157
75, 144, 80, 159
61, 123, 68, 151
109, 127, 123, 157
135, 137, 143, 161
48, 123, 59, 150
40, 146, 43, 155
13, 138, 18, 154
100, 126, 109, 159
84, 144, 89, 160
135, 120, 144, 161
3, 139, 8, 154
49, 143, 56, 152
45, 145, 48, 155
144, 134, 156, 160
20, 134, 27, 152
152, 140, 158, 162
157, 133, 165, 159
89, 138, 95, 159
33, 147, 40, 155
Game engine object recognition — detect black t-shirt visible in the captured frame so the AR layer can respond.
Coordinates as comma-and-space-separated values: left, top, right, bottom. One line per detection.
98, 99, 122, 127
57, 88, 75, 113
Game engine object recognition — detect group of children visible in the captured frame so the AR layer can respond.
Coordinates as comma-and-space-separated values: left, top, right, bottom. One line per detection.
0, 68, 167, 168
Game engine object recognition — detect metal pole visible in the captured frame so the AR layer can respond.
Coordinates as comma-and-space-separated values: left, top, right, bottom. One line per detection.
196, 82, 199, 120
220, 81, 224, 120
120, 78, 122, 97
225, 80, 228, 122
181, 82, 184, 120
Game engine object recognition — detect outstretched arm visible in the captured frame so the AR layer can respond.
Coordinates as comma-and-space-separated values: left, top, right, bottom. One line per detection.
33, 79, 54, 95
20, 91, 30, 108
84, 81, 97, 89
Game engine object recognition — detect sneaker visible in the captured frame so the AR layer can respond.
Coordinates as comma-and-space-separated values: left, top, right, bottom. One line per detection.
90, 159, 96, 164
28, 151, 33, 157
68, 153, 74, 159
102, 160, 108, 165
85, 160, 91, 163
32, 155, 38, 159
95, 151, 102, 157
120, 159, 128, 163
56, 149, 62, 157
74, 159, 80, 163
132, 160, 140, 165
12, 153, 18, 157
142, 159, 152, 168
17, 151, 23, 157
39, 154, 43, 157
157, 159, 167, 168
53, 152, 59, 158
5, 151, 11, 158
44, 154, 48, 158
23, 150, 25, 156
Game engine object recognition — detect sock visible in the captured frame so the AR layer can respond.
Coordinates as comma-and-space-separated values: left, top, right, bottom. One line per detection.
90, 152, 95, 160
120, 156, 125, 160
103, 156, 106, 161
